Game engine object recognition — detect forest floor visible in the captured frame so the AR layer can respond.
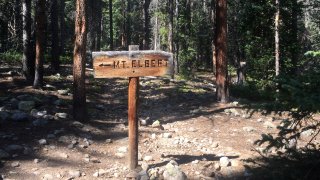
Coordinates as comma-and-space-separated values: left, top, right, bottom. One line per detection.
0, 64, 319, 180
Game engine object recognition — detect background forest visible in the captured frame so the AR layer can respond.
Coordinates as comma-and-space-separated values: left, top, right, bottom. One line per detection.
0, 0, 320, 179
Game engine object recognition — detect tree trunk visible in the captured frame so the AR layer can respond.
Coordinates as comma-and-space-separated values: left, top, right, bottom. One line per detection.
211, 0, 216, 75
86, 0, 95, 51
168, 0, 174, 54
14, 0, 22, 50
73, 0, 87, 122
275, 0, 280, 77
33, 0, 46, 88
143, 0, 150, 50
109, 0, 113, 50
22, 0, 34, 83
174, 0, 179, 74
126, 0, 131, 47
215, 0, 229, 103
95, 0, 102, 51
291, 0, 298, 75
59, 0, 66, 55
154, 0, 159, 50
51, 0, 60, 71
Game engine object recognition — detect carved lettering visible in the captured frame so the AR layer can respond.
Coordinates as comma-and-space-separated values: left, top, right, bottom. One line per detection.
145, 60, 150, 67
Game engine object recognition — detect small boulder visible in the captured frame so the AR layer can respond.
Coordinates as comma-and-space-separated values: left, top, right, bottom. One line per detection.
219, 157, 230, 167
18, 101, 35, 111
163, 160, 187, 180
0, 149, 10, 159
38, 139, 47, 145
11, 112, 29, 122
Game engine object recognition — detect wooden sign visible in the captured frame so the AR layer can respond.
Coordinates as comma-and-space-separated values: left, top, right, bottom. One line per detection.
92, 46, 173, 171
92, 51, 173, 78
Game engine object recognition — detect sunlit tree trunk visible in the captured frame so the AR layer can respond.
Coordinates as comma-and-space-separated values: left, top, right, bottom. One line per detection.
215, 0, 229, 103
109, 0, 113, 50
73, 0, 87, 122
22, 0, 34, 83
143, 0, 150, 50
33, 0, 46, 88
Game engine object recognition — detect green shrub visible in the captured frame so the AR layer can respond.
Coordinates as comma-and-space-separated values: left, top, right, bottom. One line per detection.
0, 50, 22, 64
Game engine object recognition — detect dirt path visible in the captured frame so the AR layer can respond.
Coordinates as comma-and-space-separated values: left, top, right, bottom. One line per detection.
0, 67, 317, 180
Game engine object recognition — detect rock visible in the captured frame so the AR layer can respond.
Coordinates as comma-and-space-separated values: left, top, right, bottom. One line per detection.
201, 168, 215, 178
211, 142, 219, 148
57, 89, 70, 95
93, 171, 99, 177
69, 170, 81, 178
139, 170, 149, 180
91, 158, 101, 163
0, 111, 10, 122
43, 174, 54, 180
151, 120, 161, 128
219, 157, 230, 167
140, 117, 150, 126
115, 153, 125, 158
141, 162, 150, 171
54, 99, 67, 106
98, 169, 107, 176
34, 159, 40, 163
59, 153, 69, 159
287, 138, 297, 149
17, 94, 33, 101
38, 139, 47, 145
118, 146, 128, 153
301, 129, 315, 137
264, 121, 276, 129
0, 149, 10, 159
72, 121, 84, 128
214, 163, 221, 171
231, 159, 240, 167
126, 171, 140, 179
18, 101, 35, 111
144, 155, 153, 162
55, 113, 68, 119
32, 119, 49, 127
47, 134, 55, 139
11, 112, 29, 122
163, 160, 187, 180
163, 133, 172, 138
4, 144, 24, 154
105, 139, 112, 143
11, 161, 20, 167
95, 105, 105, 111
23, 147, 32, 155
192, 160, 199, 164
58, 135, 70, 143
243, 126, 255, 132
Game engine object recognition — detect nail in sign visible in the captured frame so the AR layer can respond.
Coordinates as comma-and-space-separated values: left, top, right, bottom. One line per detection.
92, 51, 173, 78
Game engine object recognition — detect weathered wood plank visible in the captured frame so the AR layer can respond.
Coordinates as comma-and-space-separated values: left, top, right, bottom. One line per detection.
92, 51, 173, 78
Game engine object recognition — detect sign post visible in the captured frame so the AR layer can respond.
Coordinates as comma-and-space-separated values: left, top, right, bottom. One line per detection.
128, 45, 139, 169
92, 45, 173, 170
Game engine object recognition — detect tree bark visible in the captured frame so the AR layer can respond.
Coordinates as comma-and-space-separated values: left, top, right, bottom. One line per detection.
143, 0, 150, 50
73, 0, 87, 122
275, 0, 280, 77
168, 0, 174, 54
291, 0, 298, 75
215, 0, 229, 103
95, 0, 102, 51
109, 0, 113, 50
51, 0, 60, 71
59, 0, 66, 55
14, 0, 22, 50
33, 0, 46, 88
86, 0, 95, 51
22, 0, 34, 83
174, 0, 179, 74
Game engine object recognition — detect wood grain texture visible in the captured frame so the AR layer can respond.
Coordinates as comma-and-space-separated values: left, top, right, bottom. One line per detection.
92, 51, 173, 78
